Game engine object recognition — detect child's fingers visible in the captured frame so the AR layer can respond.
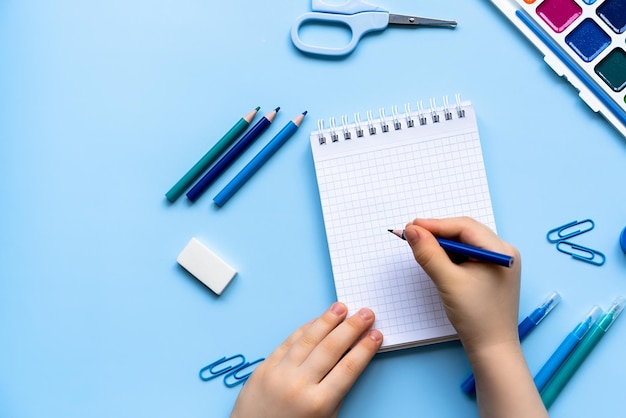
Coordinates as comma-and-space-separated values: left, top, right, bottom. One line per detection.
303, 308, 376, 381
403, 223, 463, 285
412, 217, 512, 255
321, 329, 383, 403
282, 302, 348, 367
263, 318, 314, 366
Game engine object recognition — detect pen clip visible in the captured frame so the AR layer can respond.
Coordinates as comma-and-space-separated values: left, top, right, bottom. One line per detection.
546, 219, 595, 243
556, 241, 606, 266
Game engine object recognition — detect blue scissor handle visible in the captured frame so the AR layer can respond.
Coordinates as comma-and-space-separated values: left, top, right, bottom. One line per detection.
291, 12, 389, 57
311, 0, 386, 14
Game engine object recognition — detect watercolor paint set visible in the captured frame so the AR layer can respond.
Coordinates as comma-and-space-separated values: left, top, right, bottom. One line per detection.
490, 0, 626, 138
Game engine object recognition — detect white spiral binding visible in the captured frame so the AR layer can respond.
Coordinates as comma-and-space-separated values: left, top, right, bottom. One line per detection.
315, 95, 468, 145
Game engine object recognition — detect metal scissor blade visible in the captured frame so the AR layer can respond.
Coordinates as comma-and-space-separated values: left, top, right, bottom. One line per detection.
388, 14, 457, 28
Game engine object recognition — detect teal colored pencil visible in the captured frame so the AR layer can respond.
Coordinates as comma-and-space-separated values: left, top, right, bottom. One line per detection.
540, 297, 625, 409
165, 106, 260, 202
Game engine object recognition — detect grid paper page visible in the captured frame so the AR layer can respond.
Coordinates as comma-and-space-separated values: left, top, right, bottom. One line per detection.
310, 103, 496, 351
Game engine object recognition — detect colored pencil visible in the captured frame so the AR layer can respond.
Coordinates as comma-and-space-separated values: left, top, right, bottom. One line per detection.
186, 107, 280, 202
213, 111, 307, 207
165, 106, 259, 202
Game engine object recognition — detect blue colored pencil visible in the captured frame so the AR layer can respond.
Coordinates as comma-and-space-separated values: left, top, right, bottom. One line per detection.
213, 111, 307, 207
186, 107, 280, 202
389, 229, 514, 267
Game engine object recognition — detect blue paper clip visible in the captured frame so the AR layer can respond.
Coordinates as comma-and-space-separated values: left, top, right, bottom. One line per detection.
199, 354, 246, 381
223, 358, 265, 388
547, 219, 595, 243
556, 241, 606, 266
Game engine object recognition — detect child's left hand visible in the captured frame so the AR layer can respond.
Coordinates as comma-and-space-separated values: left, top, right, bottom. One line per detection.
230, 302, 382, 418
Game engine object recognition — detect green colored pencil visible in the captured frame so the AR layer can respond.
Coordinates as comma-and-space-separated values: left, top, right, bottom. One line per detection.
166, 106, 260, 202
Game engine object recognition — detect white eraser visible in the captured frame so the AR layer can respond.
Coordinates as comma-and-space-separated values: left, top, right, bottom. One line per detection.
177, 238, 237, 295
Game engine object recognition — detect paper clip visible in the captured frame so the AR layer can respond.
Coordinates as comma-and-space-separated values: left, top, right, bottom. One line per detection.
223, 358, 265, 388
199, 354, 246, 381
546, 219, 595, 243
556, 241, 606, 266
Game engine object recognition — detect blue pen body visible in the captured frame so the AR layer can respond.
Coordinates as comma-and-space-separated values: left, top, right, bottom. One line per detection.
534, 333, 581, 392
214, 119, 299, 207
187, 115, 273, 202
533, 306, 601, 392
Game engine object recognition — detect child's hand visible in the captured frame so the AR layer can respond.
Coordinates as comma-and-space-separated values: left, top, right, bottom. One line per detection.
405, 217, 547, 418
403, 217, 521, 357
230, 302, 383, 418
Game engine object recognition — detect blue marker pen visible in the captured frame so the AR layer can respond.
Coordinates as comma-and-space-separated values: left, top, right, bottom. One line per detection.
533, 306, 602, 392
517, 291, 562, 339
541, 297, 625, 409
461, 291, 561, 396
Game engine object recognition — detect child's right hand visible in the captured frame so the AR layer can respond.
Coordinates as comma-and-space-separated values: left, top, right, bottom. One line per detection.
405, 217, 548, 418
403, 217, 521, 357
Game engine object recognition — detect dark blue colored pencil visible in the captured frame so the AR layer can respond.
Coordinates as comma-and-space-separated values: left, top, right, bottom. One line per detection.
388, 229, 514, 267
186, 107, 280, 202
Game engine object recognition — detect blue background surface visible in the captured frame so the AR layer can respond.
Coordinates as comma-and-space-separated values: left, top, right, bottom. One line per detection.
1, 1, 625, 417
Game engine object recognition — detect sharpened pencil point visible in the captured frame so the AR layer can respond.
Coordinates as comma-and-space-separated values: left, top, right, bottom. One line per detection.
303, 111, 308, 115
275, 107, 280, 112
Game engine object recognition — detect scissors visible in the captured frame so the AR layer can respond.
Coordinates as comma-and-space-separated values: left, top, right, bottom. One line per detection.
291, 0, 457, 57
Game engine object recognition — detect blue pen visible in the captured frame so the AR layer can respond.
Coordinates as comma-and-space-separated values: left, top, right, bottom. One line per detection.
388, 230, 514, 267
533, 306, 602, 392
461, 291, 561, 396
186, 108, 280, 202
213, 111, 307, 207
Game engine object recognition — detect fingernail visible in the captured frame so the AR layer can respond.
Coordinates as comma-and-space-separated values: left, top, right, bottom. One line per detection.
331, 302, 346, 316
359, 308, 373, 320
368, 330, 383, 342
403, 227, 419, 244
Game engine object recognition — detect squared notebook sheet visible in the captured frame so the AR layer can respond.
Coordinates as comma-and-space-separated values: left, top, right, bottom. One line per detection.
310, 98, 496, 351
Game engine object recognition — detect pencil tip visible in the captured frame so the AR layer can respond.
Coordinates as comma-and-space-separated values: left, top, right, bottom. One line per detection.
387, 229, 393, 233
255, 106, 260, 111
275, 107, 280, 112
302, 111, 308, 116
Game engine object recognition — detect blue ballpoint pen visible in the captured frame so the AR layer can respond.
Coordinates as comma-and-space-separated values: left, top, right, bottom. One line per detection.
460, 291, 561, 395
186, 107, 280, 202
213, 111, 307, 207
387, 230, 514, 268
533, 306, 602, 392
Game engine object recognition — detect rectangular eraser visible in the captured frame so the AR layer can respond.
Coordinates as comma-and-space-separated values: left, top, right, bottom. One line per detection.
177, 238, 237, 295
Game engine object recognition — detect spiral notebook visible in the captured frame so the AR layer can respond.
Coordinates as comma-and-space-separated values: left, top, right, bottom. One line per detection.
309, 96, 496, 351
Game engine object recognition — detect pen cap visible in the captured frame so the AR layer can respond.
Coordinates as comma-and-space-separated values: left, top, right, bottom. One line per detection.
598, 297, 626, 332
586, 306, 603, 326
572, 306, 603, 339
529, 291, 561, 324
